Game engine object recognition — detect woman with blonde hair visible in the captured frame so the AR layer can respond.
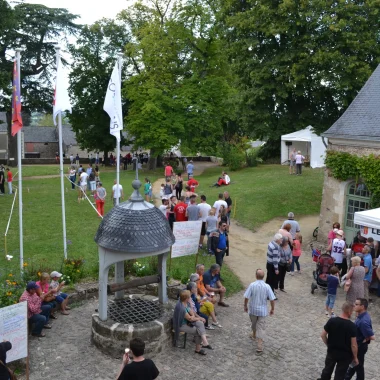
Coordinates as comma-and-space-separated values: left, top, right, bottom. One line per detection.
345, 256, 365, 305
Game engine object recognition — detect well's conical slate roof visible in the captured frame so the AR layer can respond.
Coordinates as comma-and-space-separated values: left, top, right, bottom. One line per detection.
323, 64, 380, 141
94, 179, 175, 253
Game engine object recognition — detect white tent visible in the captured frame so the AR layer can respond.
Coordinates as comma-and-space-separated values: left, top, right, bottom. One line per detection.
281, 126, 327, 168
354, 208, 380, 240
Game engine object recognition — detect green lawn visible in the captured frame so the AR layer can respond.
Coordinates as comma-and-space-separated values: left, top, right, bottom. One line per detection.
1, 163, 324, 302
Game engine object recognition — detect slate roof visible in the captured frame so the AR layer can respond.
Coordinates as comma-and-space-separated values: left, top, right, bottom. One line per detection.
94, 180, 175, 253
23, 127, 57, 143
323, 64, 380, 141
60, 124, 77, 146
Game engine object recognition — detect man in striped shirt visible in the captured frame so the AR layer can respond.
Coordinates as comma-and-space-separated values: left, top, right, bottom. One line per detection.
266, 233, 283, 295
244, 269, 276, 354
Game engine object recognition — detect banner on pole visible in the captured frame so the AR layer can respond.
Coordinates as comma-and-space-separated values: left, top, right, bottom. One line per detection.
11, 60, 23, 136
171, 221, 202, 258
53, 56, 72, 126
0, 302, 28, 363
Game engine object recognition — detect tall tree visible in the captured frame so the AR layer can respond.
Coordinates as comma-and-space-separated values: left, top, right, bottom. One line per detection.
0, 2, 80, 164
220, 0, 380, 142
68, 20, 130, 156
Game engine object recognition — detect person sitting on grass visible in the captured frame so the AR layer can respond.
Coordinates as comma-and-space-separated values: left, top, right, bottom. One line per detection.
116, 337, 159, 380
211, 171, 231, 187
189, 275, 222, 328
203, 263, 229, 307
36, 272, 58, 319
50, 271, 70, 315
19, 281, 52, 338
173, 290, 212, 356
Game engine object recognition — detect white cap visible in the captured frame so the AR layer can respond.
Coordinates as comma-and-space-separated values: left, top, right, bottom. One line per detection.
50, 271, 62, 278
336, 230, 344, 237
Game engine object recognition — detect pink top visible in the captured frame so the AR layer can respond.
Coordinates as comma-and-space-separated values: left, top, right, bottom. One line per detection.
19, 290, 42, 318
36, 281, 49, 294
292, 239, 302, 256
327, 230, 336, 245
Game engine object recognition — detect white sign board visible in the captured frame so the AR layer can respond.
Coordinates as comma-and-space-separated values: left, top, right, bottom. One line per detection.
0, 302, 28, 362
172, 221, 202, 258
360, 226, 380, 241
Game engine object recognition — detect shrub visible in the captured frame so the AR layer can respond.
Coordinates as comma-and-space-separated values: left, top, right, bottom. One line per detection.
225, 146, 246, 171
246, 147, 263, 167
61, 258, 85, 283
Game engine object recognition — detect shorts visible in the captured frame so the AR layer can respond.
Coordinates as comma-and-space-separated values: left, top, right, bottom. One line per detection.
325, 294, 336, 309
90, 181, 96, 191
249, 315, 266, 340
56, 293, 68, 303
80, 184, 87, 192
290, 160, 296, 166
201, 222, 206, 236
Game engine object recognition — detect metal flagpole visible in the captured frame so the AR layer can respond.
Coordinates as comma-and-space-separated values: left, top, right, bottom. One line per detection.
15, 48, 24, 273
115, 52, 123, 206
55, 46, 68, 259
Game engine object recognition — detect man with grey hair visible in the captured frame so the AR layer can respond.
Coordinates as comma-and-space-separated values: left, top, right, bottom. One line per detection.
244, 269, 276, 354
281, 212, 300, 239
266, 233, 282, 297
203, 264, 228, 307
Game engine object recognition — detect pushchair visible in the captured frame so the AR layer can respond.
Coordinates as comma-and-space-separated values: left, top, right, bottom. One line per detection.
311, 244, 335, 294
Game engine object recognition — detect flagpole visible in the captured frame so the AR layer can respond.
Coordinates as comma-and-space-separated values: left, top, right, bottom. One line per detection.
116, 53, 123, 206
15, 48, 24, 273
55, 46, 67, 259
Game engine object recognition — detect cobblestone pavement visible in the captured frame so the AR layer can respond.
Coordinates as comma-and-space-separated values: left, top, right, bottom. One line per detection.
24, 253, 380, 380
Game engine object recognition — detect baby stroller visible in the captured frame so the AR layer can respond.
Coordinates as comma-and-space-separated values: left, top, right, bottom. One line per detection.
311, 244, 335, 294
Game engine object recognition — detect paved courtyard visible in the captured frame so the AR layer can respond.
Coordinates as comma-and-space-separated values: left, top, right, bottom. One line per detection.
24, 256, 379, 380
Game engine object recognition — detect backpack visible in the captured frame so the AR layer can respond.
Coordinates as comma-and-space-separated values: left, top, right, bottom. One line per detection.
89, 172, 95, 181
164, 184, 172, 195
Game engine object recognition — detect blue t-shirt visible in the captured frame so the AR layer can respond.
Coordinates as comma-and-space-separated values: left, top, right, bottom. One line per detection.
217, 232, 227, 250
187, 163, 194, 174
202, 270, 220, 288
327, 275, 339, 295
363, 254, 373, 282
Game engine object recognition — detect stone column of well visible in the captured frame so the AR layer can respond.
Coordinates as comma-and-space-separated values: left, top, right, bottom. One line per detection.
158, 252, 168, 303
115, 261, 125, 299
98, 247, 110, 321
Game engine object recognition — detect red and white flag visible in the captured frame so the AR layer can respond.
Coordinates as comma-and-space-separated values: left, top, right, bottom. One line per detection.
53, 56, 72, 125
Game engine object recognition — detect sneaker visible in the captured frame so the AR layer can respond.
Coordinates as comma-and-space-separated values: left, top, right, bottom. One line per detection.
298, 270, 302, 274
212, 322, 223, 328
325, 311, 329, 316
330, 312, 336, 318
290, 272, 294, 276
205, 325, 215, 330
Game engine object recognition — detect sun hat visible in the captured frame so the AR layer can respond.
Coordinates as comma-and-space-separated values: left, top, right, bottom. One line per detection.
336, 230, 344, 237
26, 281, 39, 291
50, 271, 62, 278
333, 228, 339, 233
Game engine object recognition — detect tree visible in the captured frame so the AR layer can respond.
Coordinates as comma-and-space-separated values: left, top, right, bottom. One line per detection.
0, 2, 80, 164
120, 0, 234, 167
68, 20, 130, 157
220, 0, 380, 143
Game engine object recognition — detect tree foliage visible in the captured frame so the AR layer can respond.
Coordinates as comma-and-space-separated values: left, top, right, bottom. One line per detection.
68, 20, 130, 154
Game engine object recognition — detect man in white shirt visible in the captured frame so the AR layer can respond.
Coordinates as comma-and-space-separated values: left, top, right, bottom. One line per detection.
244, 269, 276, 355
213, 193, 227, 218
112, 179, 124, 206
198, 195, 211, 248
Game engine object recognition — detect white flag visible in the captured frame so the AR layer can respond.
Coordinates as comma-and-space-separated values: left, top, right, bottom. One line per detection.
103, 61, 123, 141
53, 57, 72, 126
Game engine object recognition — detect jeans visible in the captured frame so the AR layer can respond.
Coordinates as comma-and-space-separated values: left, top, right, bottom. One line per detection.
291, 256, 300, 272
320, 351, 351, 380
69, 175, 76, 190
325, 294, 336, 309
215, 248, 226, 267
29, 305, 51, 334
344, 344, 368, 380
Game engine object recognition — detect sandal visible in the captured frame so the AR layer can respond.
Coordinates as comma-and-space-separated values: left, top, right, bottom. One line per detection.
61, 311, 70, 315
43, 324, 52, 329
195, 349, 207, 355
202, 344, 213, 350
256, 349, 263, 355
32, 332, 46, 337
65, 306, 71, 310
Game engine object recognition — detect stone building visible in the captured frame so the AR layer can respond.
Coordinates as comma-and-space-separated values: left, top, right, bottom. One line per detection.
318, 65, 380, 245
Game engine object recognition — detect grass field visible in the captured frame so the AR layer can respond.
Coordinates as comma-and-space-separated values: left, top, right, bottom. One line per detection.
0, 163, 324, 301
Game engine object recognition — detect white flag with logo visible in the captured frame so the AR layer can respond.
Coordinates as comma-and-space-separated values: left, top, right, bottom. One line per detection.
103, 61, 123, 141
53, 57, 72, 126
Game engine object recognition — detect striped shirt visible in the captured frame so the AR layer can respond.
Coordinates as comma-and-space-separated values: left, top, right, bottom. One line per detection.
244, 280, 276, 317
267, 240, 280, 270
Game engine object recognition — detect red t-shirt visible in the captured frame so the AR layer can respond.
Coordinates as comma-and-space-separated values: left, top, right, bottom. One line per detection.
7, 171, 12, 182
187, 179, 198, 191
174, 202, 188, 222
165, 166, 173, 176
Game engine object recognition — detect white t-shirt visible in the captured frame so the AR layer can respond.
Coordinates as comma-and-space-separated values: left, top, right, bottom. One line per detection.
80, 172, 88, 186
213, 199, 228, 217
295, 154, 305, 164
112, 184, 123, 198
224, 174, 231, 184
159, 205, 167, 216
198, 203, 211, 222
331, 238, 346, 264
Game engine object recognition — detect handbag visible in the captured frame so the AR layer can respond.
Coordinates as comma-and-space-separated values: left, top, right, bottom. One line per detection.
344, 278, 352, 292
285, 262, 291, 272
0, 359, 17, 380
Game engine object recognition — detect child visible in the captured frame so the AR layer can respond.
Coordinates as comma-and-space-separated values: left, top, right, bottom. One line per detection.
290, 233, 302, 275
325, 266, 340, 318
144, 178, 151, 202
159, 183, 165, 199
50, 271, 70, 315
